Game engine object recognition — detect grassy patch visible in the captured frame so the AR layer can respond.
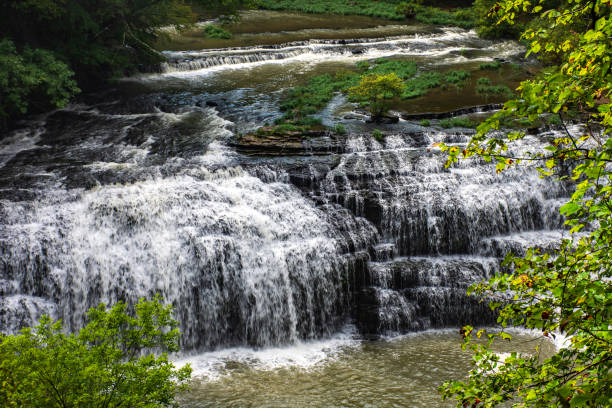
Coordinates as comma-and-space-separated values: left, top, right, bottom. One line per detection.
477, 77, 492, 85
277, 60, 506, 127
414, 6, 475, 29
334, 123, 347, 134
280, 71, 361, 120
476, 84, 513, 97
256, 0, 403, 20
444, 70, 471, 84
203, 24, 232, 39
373, 129, 385, 142
479, 61, 502, 70
256, 0, 476, 28
367, 58, 418, 79
420, 119, 430, 126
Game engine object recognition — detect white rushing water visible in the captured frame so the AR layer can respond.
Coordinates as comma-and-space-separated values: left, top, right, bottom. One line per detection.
151, 28, 522, 78
0, 18, 567, 374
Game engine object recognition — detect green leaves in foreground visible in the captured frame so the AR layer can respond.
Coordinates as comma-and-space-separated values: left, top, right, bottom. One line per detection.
0, 296, 191, 408
0, 39, 79, 127
440, 0, 612, 407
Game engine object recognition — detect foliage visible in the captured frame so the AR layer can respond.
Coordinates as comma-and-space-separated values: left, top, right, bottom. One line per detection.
0, 0, 251, 126
349, 73, 404, 118
413, 5, 475, 28
440, 0, 612, 406
0, 296, 191, 408
204, 24, 232, 39
256, 0, 475, 27
477, 77, 492, 85
334, 123, 347, 134
476, 84, 513, 97
192, 0, 254, 16
256, 0, 405, 19
420, 119, 431, 126
395, 2, 417, 18
1, 1, 198, 85
280, 71, 360, 120
278, 58, 511, 127
473, 0, 523, 38
480, 61, 502, 70
366, 58, 418, 79
372, 129, 385, 142
0, 39, 79, 127
439, 117, 477, 128
444, 70, 471, 84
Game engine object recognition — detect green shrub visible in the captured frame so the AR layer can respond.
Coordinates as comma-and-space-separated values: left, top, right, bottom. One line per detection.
0, 39, 79, 127
204, 24, 232, 39
293, 117, 323, 126
334, 123, 347, 134
477, 77, 492, 85
356, 61, 371, 71
473, 0, 525, 39
349, 73, 404, 118
479, 61, 502, 70
281, 72, 360, 120
444, 70, 471, 84
0, 297, 191, 408
547, 115, 562, 125
372, 129, 385, 142
395, 2, 416, 18
420, 119, 430, 126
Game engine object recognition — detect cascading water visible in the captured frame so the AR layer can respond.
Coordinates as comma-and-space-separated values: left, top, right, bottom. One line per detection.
158, 28, 522, 74
0, 17, 568, 368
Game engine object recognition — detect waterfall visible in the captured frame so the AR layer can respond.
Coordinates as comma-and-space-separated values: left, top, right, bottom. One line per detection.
0, 102, 572, 347
0, 30, 570, 351
285, 130, 570, 335
158, 28, 521, 74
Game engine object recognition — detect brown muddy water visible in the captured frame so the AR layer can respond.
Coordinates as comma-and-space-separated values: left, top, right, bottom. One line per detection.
178, 330, 556, 408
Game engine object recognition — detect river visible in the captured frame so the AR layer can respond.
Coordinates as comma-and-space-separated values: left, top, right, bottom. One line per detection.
0, 10, 566, 406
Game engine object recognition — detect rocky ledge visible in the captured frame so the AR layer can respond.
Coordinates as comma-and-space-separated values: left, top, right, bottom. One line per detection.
230, 128, 344, 156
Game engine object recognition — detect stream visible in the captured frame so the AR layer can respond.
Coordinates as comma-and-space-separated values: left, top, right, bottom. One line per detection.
0, 10, 566, 407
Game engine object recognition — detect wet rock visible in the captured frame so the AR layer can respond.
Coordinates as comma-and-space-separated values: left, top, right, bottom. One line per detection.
401, 104, 503, 121
205, 101, 219, 107
344, 114, 364, 121
366, 114, 399, 124
230, 129, 340, 156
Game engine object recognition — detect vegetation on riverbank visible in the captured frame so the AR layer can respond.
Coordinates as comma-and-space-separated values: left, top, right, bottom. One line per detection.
256, 0, 475, 28
267, 57, 515, 135
0, 0, 249, 129
441, 0, 612, 406
204, 24, 233, 39
0, 297, 191, 407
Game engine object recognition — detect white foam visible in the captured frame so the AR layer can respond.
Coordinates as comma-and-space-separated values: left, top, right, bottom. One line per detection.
174, 325, 360, 380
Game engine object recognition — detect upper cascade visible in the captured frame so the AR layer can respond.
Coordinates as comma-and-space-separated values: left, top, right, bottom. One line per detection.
159, 28, 493, 73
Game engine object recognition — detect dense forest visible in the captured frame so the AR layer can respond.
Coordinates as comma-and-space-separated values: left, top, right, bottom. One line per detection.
0, 0, 250, 128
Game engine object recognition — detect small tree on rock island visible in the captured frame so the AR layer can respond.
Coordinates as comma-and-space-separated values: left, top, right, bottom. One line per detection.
0, 296, 192, 408
440, 0, 612, 406
349, 73, 403, 119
